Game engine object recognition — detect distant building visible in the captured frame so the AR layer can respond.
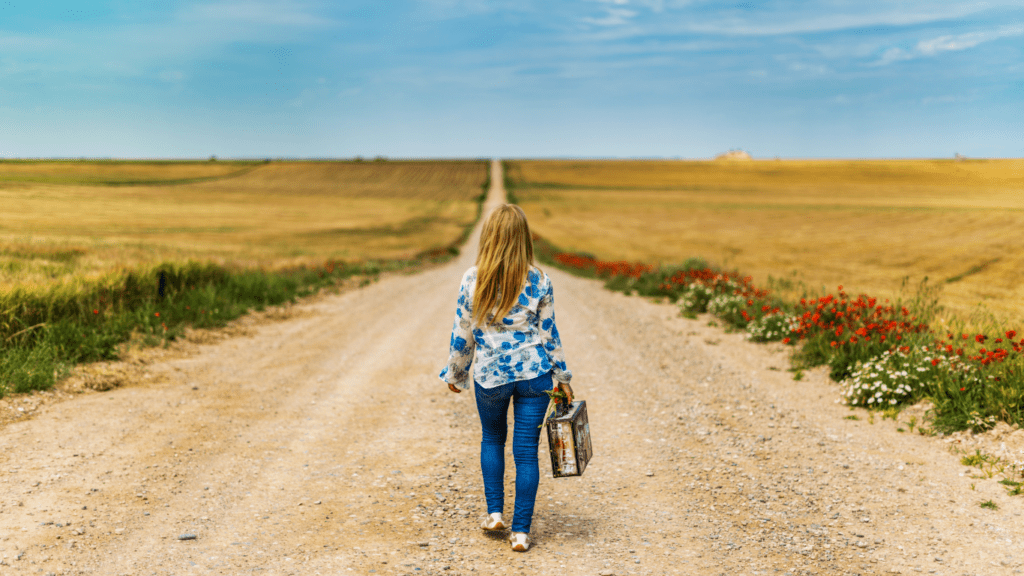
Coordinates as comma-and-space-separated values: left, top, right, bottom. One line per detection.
715, 149, 752, 161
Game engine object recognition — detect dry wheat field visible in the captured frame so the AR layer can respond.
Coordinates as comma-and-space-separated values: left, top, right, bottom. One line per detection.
507, 158, 1024, 325
0, 160, 488, 290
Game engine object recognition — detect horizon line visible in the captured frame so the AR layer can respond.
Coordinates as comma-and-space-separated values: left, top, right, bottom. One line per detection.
1, 155, 1020, 162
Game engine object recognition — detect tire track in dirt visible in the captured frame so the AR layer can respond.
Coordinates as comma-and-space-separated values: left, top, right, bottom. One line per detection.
1, 160, 1022, 576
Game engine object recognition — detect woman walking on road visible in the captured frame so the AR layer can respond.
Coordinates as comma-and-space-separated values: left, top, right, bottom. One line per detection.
439, 204, 574, 553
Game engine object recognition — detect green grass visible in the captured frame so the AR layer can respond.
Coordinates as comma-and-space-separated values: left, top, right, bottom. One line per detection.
0, 259, 408, 397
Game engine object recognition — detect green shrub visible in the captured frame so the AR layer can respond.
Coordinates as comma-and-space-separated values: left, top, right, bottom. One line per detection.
0, 342, 65, 395
707, 292, 751, 329
747, 312, 799, 343
679, 284, 716, 315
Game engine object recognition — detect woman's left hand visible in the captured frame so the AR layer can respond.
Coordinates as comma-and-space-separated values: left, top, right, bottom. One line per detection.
448, 383, 462, 393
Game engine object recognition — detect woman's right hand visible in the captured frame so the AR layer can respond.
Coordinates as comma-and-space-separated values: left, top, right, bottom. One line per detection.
557, 381, 574, 404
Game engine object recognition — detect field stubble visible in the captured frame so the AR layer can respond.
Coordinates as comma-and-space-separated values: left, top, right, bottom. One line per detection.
0, 159, 489, 397
0, 160, 488, 289
508, 159, 1024, 325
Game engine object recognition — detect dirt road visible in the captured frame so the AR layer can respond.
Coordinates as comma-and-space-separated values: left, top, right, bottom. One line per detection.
1, 160, 1022, 575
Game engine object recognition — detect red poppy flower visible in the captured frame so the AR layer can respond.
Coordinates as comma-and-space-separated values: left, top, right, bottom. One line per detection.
975, 334, 987, 344
782, 337, 791, 344
93, 309, 99, 314
154, 312, 160, 317
1007, 330, 1017, 340
960, 387, 966, 392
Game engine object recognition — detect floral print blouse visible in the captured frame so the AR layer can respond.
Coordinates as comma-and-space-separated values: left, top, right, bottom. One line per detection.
439, 266, 572, 390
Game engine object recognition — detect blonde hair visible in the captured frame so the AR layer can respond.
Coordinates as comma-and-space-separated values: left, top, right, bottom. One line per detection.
473, 204, 535, 326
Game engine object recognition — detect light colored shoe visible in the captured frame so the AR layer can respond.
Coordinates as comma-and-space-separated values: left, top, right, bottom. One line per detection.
481, 513, 506, 531
509, 531, 530, 552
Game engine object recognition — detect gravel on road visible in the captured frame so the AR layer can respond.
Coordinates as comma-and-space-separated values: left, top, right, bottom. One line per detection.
0, 160, 1021, 575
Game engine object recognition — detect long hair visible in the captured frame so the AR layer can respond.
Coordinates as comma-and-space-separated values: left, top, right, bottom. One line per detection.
473, 204, 535, 326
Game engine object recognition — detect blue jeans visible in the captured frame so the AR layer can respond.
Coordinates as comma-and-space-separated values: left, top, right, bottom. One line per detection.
474, 371, 553, 533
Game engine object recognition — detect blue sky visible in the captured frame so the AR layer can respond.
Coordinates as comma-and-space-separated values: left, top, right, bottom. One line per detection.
0, 0, 1021, 158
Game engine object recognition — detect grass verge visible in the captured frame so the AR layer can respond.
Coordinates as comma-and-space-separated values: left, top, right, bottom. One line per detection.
0, 258, 443, 398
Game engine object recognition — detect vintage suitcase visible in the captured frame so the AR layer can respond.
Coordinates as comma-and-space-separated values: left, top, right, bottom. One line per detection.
545, 400, 592, 478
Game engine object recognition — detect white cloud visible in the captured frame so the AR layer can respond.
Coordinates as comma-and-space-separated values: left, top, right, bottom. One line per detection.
874, 25, 1024, 65
0, 0, 338, 72
413, 0, 531, 20
589, 0, 679, 10
875, 47, 911, 65
787, 61, 830, 75
0, 34, 57, 50
667, 9, 987, 37
568, 1, 1019, 40
917, 26, 1024, 55
583, 8, 638, 26
581, 0, 700, 28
